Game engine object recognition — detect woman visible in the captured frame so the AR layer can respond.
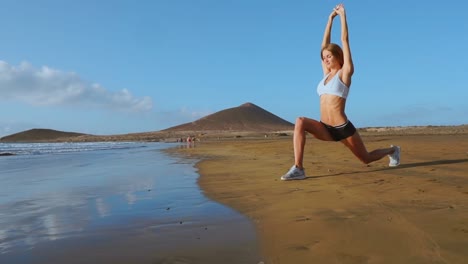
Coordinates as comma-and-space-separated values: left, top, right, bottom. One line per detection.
281, 4, 400, 181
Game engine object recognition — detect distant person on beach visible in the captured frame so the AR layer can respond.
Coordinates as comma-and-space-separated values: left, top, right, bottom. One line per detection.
281, 3, 400, 181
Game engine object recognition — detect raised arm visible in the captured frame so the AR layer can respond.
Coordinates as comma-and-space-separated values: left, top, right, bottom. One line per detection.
335, 4, 354, 80
321, 10, 337, 49
321, 9, 338, 75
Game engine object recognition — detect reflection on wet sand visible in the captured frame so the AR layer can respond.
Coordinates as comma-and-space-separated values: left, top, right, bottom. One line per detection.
0, 142, 261, 264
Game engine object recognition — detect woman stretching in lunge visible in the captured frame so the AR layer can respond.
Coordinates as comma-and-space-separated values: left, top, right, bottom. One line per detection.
281, 4, 400, 181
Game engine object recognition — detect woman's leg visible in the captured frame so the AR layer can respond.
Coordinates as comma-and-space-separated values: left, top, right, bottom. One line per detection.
341, 131, 396, 164
294, 117, 334, 168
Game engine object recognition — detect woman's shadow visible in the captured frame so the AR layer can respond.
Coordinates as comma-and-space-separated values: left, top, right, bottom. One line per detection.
309, 158, 468, 179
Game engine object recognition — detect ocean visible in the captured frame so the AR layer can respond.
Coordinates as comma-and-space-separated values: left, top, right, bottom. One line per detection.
0, 142, 261, 264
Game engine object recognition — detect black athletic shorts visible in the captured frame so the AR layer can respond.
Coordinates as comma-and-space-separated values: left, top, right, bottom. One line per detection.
320, 120, 356, 141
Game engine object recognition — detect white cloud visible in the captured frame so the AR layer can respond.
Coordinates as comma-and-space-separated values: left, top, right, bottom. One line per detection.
0, 121, 39, 138
0, 61, 153, 112
157, 107, 212, 128
131, 106, 212, 130
178, 106, 212, 120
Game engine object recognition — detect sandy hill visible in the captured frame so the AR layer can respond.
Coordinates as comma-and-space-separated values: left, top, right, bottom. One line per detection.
164, 102, 294, 132
0, 128, 86, 142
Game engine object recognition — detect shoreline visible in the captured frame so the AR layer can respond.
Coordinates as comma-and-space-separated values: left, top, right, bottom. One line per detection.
173, 133, 468, 263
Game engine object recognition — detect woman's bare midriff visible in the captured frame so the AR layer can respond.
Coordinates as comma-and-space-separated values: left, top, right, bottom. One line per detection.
319, 95, 348, 126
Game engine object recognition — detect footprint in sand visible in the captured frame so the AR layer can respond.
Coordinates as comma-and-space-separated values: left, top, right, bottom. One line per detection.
287, 240, 320, 251
295, 216, 311, 222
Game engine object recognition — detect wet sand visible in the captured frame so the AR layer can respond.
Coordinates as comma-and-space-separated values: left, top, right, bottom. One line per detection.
175, 133, 468, 263
0, 143, 261, 264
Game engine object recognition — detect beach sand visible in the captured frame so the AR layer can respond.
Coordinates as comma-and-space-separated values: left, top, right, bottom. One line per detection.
174, 133, 468, 263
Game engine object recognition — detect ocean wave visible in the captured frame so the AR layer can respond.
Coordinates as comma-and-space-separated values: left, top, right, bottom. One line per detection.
0, 142, 149, 156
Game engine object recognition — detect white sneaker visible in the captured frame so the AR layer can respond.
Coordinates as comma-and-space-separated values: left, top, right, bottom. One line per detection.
281, 165, 306, 181
388, 145, 401, 167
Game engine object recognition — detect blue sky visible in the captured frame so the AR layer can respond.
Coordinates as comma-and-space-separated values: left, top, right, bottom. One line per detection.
0, 0, 467, 137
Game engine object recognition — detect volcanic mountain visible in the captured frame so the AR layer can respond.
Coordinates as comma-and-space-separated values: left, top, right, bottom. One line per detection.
164, 102, 294, 132
0, 128, 86, 142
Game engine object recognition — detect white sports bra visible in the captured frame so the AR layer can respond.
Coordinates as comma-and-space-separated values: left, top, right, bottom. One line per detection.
317, 70, 349, 99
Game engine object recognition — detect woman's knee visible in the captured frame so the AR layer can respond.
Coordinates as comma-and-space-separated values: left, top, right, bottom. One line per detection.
295, 116, 306, 123
295, 117, 306, 129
